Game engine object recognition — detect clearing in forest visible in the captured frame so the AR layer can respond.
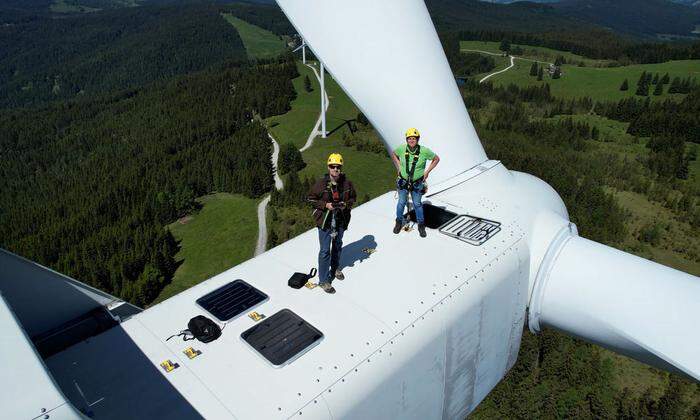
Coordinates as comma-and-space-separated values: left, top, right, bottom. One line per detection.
461, 40, 700, 102
154, 193, 258, 303
222, 14, 286, 60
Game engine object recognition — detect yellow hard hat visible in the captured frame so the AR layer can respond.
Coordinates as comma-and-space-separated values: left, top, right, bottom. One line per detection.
327, 153, 343, 166
405, 128, 420, 139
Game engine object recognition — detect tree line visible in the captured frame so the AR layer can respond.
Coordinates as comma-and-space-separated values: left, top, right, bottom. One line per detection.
459, 29, 700, 64
0, 2, 251, 108
441, 33, 496, 77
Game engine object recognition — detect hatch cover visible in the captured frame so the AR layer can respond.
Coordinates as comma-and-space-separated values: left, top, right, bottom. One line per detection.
241, 309, 323, 367
439, 215, 501, 246
196, 280, 267, 321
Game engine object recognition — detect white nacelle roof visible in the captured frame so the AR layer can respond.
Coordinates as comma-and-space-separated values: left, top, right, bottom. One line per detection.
45, 163, 529, 419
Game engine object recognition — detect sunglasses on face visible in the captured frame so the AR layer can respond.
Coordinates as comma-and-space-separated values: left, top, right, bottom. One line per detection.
328, 165, 341, 170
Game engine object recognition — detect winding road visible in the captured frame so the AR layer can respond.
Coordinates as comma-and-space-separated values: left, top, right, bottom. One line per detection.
254, 61, 329, 256
461, 48, 552, 84
479, 55, 515, 84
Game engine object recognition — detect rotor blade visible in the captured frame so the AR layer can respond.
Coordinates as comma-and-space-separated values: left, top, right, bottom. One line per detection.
531, 235, 700, 380
275, 0, 488, 184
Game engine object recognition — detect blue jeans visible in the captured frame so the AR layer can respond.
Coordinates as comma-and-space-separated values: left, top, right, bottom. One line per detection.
396, 180, 425, 224
317, 227, 344, 284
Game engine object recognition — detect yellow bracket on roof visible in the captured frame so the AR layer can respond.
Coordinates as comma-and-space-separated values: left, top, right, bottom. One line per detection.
183, 347, 201, 359
248, 311, 266, 322
160, 360, 179, 372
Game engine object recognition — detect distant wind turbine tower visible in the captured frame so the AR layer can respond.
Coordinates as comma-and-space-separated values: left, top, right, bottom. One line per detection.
320, 62, 327, 138
293, 35, 327, 138
302, 38, 306, 64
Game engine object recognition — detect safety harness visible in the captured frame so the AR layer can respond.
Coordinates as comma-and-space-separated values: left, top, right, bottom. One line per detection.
399, 145, 424, 192
321, 176, 345, 237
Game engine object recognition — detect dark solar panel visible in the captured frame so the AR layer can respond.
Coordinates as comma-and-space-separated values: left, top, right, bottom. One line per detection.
196, 280, 267, 321
241, 309, 323, 366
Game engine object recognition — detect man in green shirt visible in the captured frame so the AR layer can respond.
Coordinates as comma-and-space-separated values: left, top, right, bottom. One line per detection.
391, 128, 440, 237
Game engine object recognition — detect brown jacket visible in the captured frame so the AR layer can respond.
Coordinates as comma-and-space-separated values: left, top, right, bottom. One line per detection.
307, 173, 357, 230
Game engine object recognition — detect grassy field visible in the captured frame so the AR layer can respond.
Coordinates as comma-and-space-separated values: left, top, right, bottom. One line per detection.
469, 54, 512, 82
542, 114, 700, 277
497, 59, 697, 101
266, 60, 395, 195
297, 62, 395, 197
461, 40, 700, 102
154, 193, 259, 303
222, 13, 286, 60
266, 62, 321, 149
460, 40, 609, 66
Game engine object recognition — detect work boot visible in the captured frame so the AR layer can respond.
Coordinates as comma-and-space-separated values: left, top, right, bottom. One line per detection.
418, 223, 427, 238
335, 269, 345, 280
393, 220, 402, 234
319, 283, 336, 294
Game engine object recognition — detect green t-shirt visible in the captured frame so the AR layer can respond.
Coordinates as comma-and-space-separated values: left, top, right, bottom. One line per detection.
394, 144, 436, 181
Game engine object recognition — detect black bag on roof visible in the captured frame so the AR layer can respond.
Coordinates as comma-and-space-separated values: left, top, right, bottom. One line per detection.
188, 315, 221, 343
167, 315, 221, 343
288, 268, 317, 289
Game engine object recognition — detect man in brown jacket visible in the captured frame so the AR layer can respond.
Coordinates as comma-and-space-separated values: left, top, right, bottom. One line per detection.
307, 153, 357, 294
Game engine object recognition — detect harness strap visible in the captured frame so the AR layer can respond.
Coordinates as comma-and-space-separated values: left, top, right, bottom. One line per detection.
404, 145, 420, 183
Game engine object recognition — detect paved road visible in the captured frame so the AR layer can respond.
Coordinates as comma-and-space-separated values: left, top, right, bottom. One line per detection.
255, 61, 329, 256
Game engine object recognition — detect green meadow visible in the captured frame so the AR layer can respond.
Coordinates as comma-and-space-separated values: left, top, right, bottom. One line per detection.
496, 59, 699, 101
154, 193, 258, 303
460, 40, 609, 66
222, 13, 287, 60
461, 40, 700, 102
266, 62, 321, 149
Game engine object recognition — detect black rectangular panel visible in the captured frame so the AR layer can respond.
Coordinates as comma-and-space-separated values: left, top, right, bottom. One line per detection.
241, 309, 323, 366
407, 203, 458, 229
196, 280, 267, 321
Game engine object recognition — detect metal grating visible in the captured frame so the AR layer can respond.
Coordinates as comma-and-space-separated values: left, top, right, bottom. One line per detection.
241, 309, 323, 367
439, 215, 501, 246
196, 280, 267, 321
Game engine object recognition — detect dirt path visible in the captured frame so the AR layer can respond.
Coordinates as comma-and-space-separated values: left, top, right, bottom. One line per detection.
479, 55, 515, 84
461, 49, 552, 84
255, 61, 329, 256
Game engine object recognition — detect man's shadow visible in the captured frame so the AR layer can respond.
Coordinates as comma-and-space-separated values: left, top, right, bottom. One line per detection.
340, 235, 377, 270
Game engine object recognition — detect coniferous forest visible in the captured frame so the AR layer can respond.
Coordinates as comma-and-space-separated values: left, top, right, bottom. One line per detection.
0, 0, 301, 306
1, 56, 297, 305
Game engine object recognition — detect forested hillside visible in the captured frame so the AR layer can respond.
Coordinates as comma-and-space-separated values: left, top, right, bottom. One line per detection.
0, 55, 297, 306
429, 0, 700, 39
457, 75, 700, 419
426, 0, 587, 32
0, 3, 247, 107
554, 0, 700, 38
